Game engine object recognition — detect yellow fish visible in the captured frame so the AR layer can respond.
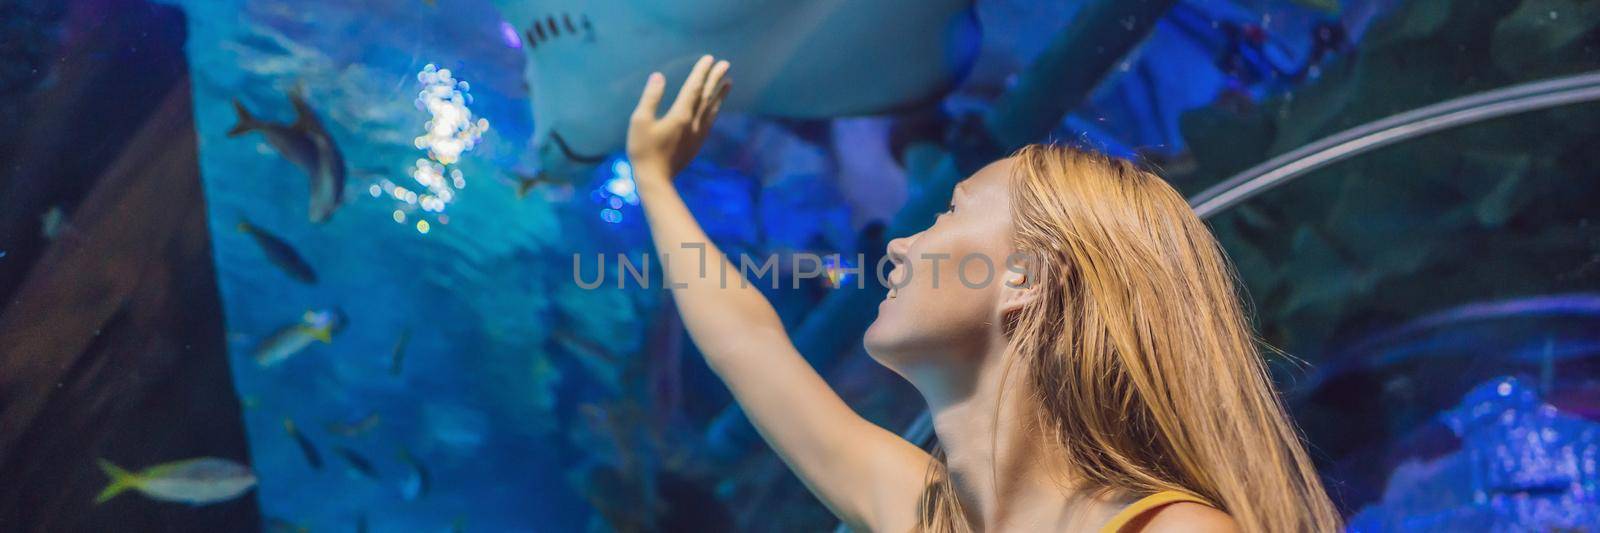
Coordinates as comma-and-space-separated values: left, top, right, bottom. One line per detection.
96, 457, 256, 505
253, 309, 346, 367
325, 412, 382, 437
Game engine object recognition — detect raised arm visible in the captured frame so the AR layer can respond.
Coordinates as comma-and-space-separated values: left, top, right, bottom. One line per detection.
627, 55, 930, 531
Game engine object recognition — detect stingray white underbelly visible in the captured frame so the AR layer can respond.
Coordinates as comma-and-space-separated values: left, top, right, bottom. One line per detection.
493, 0, 979, 177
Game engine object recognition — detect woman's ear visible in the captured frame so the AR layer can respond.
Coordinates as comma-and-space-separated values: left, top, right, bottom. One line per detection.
997, 269, 1039, 316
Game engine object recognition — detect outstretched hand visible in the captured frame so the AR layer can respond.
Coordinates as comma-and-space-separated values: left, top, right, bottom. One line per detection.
627, 55, 731, 185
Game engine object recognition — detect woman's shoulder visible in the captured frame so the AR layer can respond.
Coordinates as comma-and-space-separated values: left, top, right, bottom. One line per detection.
1133, 501, 1238, 533
1105, 491, 1239, 533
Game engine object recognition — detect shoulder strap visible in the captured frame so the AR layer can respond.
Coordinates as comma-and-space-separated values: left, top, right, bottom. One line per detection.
1099, 490, 1214, 533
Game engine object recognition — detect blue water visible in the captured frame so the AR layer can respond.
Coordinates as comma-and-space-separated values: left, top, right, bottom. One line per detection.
167, 0, 586, 529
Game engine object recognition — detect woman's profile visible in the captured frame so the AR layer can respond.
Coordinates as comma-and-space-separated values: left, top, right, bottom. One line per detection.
626, 54, 1342, 532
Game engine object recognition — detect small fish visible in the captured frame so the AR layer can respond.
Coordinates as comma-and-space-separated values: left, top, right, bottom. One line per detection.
40, 205, 66, 240
1489, 480, 1571, 497
229, 89, 347, 223
333, 446, 380, 479
357, 514, 369, 533
510, 171, 561, 200
396, 446, 431, 501
96, 457, 256, 505
283, 418, 323, 470
238, 219, 317, 284
240, 395, 261, 410
253, 309, 346, 367
389, 328, 411, 376
550, 330, 618, 367
265, 517, 309, 533
324, 412, 381, 438
1289, 0, 1340, 13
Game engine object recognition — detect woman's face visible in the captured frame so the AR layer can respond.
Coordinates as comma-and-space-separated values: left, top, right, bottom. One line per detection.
864, 158, 1022, 376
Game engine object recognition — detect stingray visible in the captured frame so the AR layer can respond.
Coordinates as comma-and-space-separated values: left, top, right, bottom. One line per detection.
492, 0, 980, 179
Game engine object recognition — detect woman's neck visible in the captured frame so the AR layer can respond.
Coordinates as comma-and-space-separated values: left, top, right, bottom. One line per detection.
920, 340, 1127, 531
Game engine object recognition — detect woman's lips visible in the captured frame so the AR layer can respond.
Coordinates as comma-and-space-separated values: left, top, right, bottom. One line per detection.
885, 268, 902, 300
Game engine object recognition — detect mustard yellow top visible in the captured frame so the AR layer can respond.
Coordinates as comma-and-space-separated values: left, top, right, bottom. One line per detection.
1098, 490, 1216, 533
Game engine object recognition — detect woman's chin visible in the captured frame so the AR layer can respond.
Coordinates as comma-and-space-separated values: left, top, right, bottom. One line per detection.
863, 319, 912, 365
862, 319, 893, 358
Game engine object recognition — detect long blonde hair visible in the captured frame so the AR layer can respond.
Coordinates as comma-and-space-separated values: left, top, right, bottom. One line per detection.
918, 144, 1342, 532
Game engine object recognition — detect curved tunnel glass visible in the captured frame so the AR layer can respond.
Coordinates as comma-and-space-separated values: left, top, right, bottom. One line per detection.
1207, 97, 1600, 529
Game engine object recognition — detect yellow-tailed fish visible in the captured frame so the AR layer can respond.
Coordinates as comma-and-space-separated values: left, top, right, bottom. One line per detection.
253, 309, 346, 367
325, 411, 381, 437
96, 457, 256, 505
283, 418, 323, 470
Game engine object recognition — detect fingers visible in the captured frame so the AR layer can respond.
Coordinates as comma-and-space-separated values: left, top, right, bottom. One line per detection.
667, 55, 715, 119
693, 60, 731, 130
700, 60, 730, 105
632, 72, 666, 120
701, 80, 731, 127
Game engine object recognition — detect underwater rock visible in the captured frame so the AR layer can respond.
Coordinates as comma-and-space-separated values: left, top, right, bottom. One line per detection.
1178, 0, 1600, 365
491, 0, 980, 179
0, 0, 67, 143
0, 56, 258, 526
1176, 105, 1277, 192
1348, 377, 1600, 531
1491, 0, 1600, 76
1361, 0, 1450, 50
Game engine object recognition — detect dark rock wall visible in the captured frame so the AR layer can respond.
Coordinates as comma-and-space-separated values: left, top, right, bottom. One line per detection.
0, 1, 258, 531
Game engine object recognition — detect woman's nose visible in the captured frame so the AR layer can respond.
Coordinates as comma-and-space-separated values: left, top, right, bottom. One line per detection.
886, 236, 910, 265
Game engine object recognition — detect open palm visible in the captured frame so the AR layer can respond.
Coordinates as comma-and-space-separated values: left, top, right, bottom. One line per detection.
626, 55, 732, 182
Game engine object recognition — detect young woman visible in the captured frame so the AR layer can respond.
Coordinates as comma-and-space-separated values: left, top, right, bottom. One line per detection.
626, 55, 1342, 532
